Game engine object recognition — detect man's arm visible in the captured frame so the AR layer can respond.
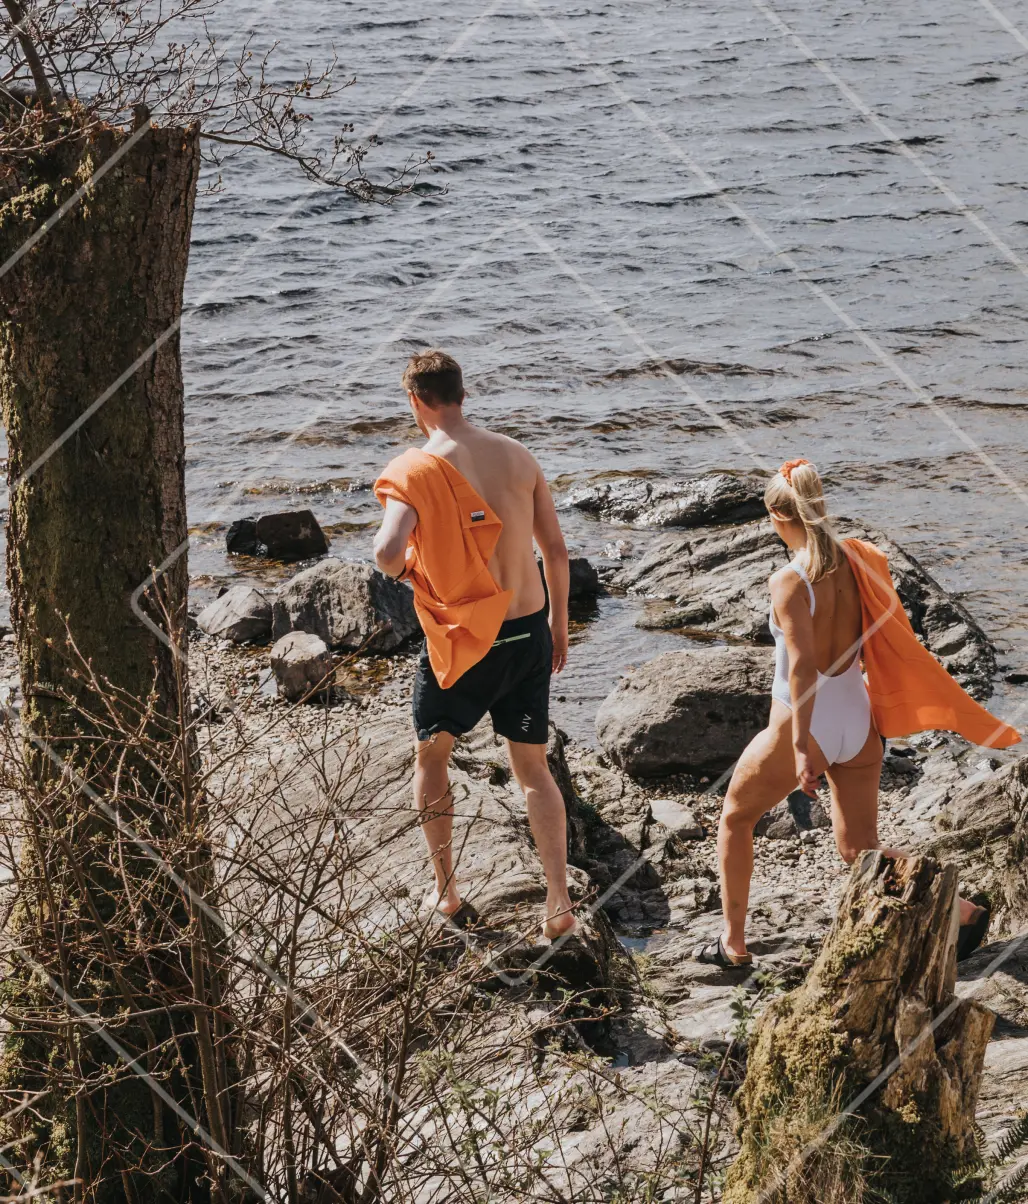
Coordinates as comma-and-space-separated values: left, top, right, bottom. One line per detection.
532, 464, 570, 673
373, 497, 418, 578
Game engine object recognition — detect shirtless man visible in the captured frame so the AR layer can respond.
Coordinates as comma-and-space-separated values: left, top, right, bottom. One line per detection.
373, 350, 576, 938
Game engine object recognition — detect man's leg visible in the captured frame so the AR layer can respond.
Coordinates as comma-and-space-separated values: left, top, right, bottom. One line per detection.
414, 732, 462, 915
505, 740, 576, 938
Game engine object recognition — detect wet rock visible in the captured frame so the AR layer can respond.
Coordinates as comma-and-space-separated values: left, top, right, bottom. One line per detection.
564, 472, 765, 529
270, 632, 334, 702
568, 556, 602, 603
595, 646, 773, 778
196, 585, 273, 644
226, 516, 259, 555
255, 509, 329, 561
618, 518, 999, 694
272, 558, 419, 652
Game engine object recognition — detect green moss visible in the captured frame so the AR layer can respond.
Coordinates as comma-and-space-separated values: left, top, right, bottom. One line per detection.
818, 923, 888, 987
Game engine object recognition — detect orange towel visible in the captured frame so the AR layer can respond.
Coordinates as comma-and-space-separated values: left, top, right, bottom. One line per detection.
842, 539, 1020, 748
374, 449, 513, 687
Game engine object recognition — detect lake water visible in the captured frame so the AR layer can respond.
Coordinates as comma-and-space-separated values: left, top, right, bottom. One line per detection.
5, 0, 1028, 742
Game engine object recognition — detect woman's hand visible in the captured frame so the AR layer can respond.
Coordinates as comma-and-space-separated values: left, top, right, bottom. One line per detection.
795, 746, 820, 797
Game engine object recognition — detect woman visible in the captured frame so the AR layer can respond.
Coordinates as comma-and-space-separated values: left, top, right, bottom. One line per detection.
696, 458, 1019, 970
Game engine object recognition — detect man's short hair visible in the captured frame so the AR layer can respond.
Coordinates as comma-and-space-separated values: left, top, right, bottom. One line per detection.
402, 350, 465, 406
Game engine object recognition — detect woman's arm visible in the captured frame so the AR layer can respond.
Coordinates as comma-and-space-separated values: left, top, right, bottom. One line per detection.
770, 569, 820, 795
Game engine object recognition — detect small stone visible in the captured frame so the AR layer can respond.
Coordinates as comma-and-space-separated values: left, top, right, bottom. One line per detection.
884, 753, 919, 777
2, 633, 15, 645
270, 632, 334, 703
1004, 671, 1028, 685
648, 798, 704, 840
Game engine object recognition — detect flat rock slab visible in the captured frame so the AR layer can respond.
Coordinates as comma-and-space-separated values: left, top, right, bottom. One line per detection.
272, 558, 420, 652
267, 715, 616, 993
596, 645, 774, 777
617, 518, 998, 696
564, 471, 766, 529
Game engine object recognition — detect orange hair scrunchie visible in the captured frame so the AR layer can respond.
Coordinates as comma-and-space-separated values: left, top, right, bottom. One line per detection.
779, 457, 812, 486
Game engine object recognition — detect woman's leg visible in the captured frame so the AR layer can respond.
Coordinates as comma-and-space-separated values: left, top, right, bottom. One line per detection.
822, 722, 883, 865
826, 726, 979, 924
718, 702, 827, 957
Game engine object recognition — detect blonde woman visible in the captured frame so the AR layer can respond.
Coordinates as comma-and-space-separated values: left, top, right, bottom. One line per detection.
695, 459, 1020, 970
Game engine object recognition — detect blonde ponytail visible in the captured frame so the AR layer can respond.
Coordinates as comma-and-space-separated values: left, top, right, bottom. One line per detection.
763, 459, 843, 582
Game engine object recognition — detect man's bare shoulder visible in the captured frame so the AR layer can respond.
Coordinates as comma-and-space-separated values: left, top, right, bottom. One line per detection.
475, 426, 539, 474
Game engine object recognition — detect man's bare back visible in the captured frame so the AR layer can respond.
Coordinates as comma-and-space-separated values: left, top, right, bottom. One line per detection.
423, 426, 546, 620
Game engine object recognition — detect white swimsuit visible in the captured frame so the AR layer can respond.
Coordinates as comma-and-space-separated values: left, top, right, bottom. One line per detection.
770, 557, 872, 765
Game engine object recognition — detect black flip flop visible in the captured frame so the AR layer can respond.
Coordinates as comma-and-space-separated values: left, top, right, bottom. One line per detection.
957, 905, 991, 962
694, 934, 753, 969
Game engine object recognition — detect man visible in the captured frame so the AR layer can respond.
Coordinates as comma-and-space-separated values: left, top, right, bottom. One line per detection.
373, 349, 576, 939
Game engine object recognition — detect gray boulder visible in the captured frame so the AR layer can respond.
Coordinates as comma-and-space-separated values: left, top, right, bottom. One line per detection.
595, 645, 774, 777
270, 632, 334, 702
564, 472, 765, 529
196, 585, 273, 643
618, 518, 998, 695
569, 556, 601, 604
272, 558, 419, 652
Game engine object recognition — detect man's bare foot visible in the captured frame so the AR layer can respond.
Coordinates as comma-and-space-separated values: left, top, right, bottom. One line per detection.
542, 904, 578, 941
958, 896, 979, 925
424, 887, 464, 917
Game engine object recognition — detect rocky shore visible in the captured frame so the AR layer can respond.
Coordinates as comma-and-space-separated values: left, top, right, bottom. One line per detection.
2, 475, 1025, 1190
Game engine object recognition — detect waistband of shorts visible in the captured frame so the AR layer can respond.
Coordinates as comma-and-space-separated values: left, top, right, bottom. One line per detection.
494, 605, 549, 642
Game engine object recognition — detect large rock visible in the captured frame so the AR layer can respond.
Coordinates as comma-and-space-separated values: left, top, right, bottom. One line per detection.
225, 509, 329, 560
596, 645, 773, 777
196, 585, 272, 643
564, 471, 765, 529
618, 518, 998, 696
270, 631, 334, 702
271, 558, 419, 652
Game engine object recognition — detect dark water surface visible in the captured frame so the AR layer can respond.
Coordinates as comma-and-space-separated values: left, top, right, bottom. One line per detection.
6, 0, 1028, 742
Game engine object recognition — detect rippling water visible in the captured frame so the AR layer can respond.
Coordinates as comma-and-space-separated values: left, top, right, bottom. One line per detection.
6, 0, 1028, 742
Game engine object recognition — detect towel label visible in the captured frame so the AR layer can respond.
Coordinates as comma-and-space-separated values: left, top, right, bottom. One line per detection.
470, 510, 486, 522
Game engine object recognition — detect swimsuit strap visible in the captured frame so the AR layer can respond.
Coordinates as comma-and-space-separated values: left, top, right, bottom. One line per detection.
788, 558, 816, 616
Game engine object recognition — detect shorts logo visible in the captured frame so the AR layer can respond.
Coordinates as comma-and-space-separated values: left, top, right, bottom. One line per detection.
471, 510, 486, 522
521, 714, 531, 732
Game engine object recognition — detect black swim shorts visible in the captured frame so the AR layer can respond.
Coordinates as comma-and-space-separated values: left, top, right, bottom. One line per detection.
413, 606, 553, 745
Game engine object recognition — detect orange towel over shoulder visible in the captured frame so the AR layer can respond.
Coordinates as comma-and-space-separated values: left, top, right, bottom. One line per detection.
843, 538, 1020, 749
374, 449, 512, 688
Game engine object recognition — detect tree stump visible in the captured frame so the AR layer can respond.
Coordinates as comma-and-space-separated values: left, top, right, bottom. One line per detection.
725, 852, 995, 1204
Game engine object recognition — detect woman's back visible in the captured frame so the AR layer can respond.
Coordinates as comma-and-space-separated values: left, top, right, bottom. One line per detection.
807, 550, 864, 677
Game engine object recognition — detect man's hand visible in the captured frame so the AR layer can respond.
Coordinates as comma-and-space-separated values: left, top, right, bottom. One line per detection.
795, 746, 820, 798
551, 620, 569, 674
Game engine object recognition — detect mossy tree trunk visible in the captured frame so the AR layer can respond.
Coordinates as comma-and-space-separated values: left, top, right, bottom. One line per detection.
726, 852, 994, 1204
0, 123, 239, 1203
